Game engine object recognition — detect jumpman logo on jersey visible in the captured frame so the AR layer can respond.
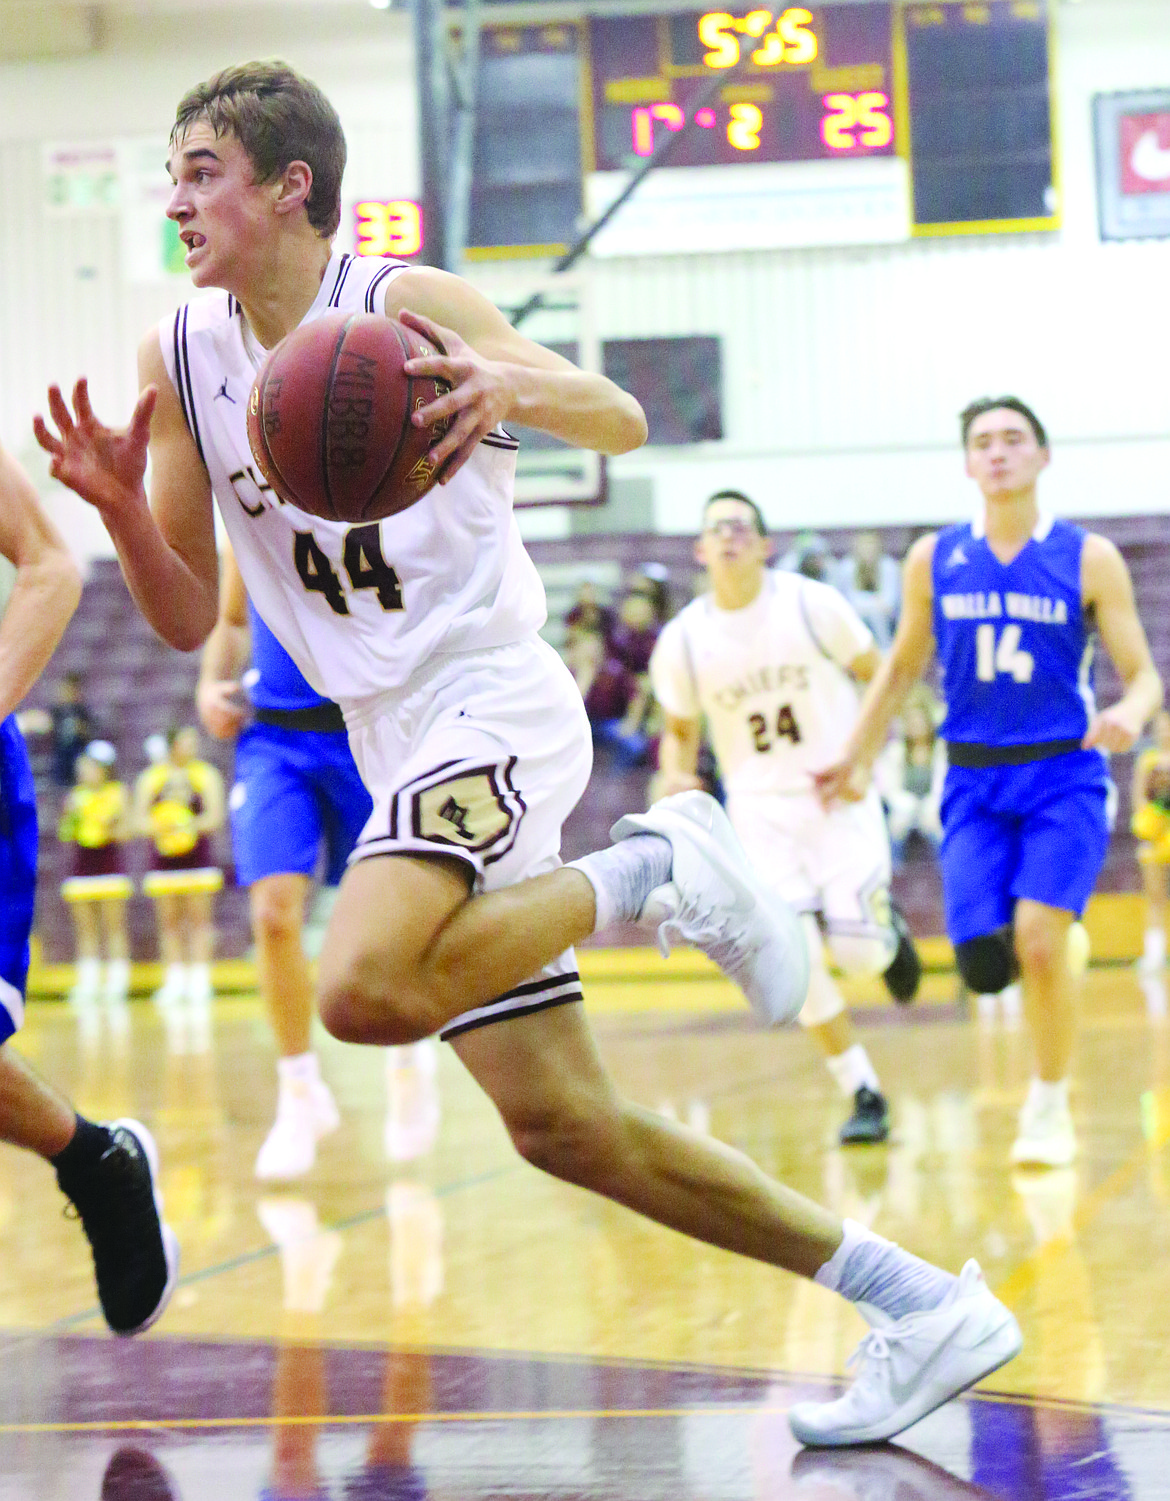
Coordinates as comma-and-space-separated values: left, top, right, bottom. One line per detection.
214, 379, 236, 404
439, 795, 472, 840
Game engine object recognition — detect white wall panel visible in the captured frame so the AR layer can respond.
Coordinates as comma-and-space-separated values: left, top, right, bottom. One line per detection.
0, 1, 1166, 552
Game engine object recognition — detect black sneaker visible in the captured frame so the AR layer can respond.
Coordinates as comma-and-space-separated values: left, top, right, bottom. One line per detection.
59, 1119, 179, 1336
881, 905, 921, 1004
839, 1086, 890, 1145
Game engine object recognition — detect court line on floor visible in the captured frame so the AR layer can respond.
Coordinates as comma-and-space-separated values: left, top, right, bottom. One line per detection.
992, 1144, 1156, 1308
0, 1405, 792, 1435
46, 1161, 521, 1334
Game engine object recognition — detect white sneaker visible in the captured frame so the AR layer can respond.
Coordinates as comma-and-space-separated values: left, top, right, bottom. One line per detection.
255, 1079, 341, 1181
787, 1260, 1021, 1447
385, 1040, 441, 1162
611, 791, 809, 1026
1010, 1097, 1076, 1167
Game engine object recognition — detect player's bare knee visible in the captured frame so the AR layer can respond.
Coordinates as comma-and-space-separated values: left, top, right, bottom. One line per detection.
250, 888, 301, 949
1013, 914, 1064, 977
507, 1101, 623, 1187
318, 957, 437, 1046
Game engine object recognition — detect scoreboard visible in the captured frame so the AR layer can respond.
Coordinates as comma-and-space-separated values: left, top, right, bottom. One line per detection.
588, 6, 896, 172
466, 0, 1057, 256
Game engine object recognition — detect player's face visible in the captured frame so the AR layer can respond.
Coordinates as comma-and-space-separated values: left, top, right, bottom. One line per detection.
165, 122, 279, 291
696, 501, 771, 574
964, 409, 1050, 499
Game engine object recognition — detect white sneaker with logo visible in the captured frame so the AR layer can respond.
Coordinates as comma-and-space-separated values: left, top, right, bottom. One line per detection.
788, 1260, 1021, 1447
1010, 1097, 1076, 1168
610, 791, 809, 1026
255, 1078, 341, 1181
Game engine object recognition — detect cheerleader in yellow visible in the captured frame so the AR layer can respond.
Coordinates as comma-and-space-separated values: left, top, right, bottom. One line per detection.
57, 741, 132, 1002
1131, 709, 1170, 974
134, 726, 225, 1006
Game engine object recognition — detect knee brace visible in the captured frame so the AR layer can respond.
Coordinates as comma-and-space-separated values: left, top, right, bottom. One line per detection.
955, 927, 1018, 994
796, 916, 847, 1028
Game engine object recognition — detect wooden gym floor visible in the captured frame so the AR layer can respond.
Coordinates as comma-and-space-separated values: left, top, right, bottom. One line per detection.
3, 952, 1170, 1498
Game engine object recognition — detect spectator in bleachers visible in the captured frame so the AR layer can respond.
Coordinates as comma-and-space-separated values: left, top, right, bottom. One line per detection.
838, 529, 902, 648
1131, 708, 1170, 974
57, 740, 133, 1004
565, 624, 655, 767
563, 580, 615, 650
779, 530, 834, 583
48, 671, 100, 791
134, 725, 225, 1010
874, 688, 946, 867
605, 566, 670, 676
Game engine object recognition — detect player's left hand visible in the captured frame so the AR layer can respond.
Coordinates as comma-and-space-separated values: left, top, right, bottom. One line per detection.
1084, 705, 1144, 754
399, 309, 512, 485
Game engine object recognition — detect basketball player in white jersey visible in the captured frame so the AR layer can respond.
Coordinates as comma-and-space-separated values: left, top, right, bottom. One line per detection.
652, 491, 921, 1146
35, 61, 1022, 1444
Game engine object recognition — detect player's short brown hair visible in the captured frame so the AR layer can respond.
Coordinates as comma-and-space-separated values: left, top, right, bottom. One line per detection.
704, 489, 768, 536
960, 396, 1048, 450
172, 61, 346, 238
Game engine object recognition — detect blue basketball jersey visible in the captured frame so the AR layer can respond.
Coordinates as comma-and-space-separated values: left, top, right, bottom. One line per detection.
932, 516, 1096, 748
245, 602, 330, 714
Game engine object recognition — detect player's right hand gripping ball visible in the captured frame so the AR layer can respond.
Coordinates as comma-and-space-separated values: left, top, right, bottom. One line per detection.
247, 311, 452, 523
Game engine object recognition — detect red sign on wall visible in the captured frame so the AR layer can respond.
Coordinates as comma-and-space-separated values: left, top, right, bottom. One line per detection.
1119, 112, 1170, 196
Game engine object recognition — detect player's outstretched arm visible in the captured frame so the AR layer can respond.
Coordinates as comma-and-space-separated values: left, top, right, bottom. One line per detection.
1082, 534, 1163, 752
815, 535, 937, 805
33, 333, 218, 653
197, 546, 250, 741
383, 268, 647, 484
0, 444, 82, 719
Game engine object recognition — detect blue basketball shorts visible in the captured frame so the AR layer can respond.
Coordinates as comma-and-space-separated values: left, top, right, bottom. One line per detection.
940, 748, 1111, 945
229, 722, 373, 889
0, 716, 38, 1042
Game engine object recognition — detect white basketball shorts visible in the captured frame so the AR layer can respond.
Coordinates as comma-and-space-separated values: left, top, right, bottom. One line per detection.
727, 787, 893, 945
341, 635, 593, 1039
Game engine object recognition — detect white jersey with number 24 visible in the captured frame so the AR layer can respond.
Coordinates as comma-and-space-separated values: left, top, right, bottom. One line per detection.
650, 571, 874, 798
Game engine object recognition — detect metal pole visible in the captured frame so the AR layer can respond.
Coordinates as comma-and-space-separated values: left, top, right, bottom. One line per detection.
410, 0, 450, 269
445, 0, 482, 271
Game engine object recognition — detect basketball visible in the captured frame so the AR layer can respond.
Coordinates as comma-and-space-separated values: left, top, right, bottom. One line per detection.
246, 312, 453, 523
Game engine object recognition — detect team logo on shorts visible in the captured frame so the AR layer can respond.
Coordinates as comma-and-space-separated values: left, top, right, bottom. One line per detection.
400, 758, 525, 863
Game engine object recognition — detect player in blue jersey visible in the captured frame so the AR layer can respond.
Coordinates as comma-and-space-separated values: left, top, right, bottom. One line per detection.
0, 442, 177, 1332
817, 397, 1163, 1167
198, 544, 373, 1179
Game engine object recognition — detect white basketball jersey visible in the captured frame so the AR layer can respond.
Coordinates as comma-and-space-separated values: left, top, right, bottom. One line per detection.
157, 251, 547, 706
650, 572, 873, 797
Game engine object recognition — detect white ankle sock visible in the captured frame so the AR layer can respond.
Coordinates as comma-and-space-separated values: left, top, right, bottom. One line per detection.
278, 1051, 321, 1088
826, 1044, 880, 1098
815, 1218, 958, 1326
567, 834, 672, 934
1027, 1076, 1069, 1112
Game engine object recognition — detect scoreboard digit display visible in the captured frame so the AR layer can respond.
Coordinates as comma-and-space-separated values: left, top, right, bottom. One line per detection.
588, 5, 897, 172
465, 0, 1057, 256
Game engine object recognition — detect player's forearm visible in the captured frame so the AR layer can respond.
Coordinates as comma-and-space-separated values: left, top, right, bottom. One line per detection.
0, 554, 82, 718
504, 366, 647, 455
199, 620, 250, 685
659, 725, 700, 781
104, 498, 217, 652
847, 653, 922, 769
1115, 665, 1164, 731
